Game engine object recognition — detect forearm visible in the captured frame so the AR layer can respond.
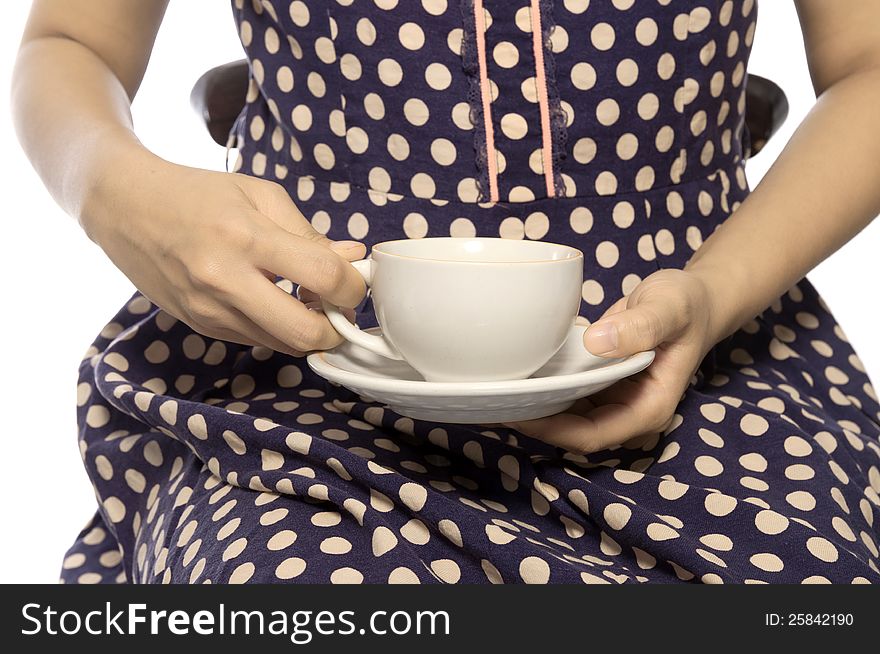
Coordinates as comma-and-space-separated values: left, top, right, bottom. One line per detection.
12, 0, 169, 239
11, 36, 159, 236
686, 65, 880, 341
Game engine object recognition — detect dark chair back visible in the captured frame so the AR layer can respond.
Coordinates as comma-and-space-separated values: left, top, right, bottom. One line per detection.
192, 60, 788, 157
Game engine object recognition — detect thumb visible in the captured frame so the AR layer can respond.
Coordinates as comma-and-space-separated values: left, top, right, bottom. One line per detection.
292, 220, 365, 260
328, 239, 367, 262
583, 295, 681, 357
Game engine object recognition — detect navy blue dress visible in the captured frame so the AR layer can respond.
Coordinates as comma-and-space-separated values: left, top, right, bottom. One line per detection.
61, 0, 880, 584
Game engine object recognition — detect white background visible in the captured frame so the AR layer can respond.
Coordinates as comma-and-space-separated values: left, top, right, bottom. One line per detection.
0, 2, 877, 583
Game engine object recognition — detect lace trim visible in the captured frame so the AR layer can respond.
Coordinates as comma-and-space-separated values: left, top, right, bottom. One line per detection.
537, 0, 568, 197
529, 0, 554, 196
459, 0, 494, 203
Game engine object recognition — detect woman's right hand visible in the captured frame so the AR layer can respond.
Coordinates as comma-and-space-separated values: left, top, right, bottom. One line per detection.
82, 149, 366, 356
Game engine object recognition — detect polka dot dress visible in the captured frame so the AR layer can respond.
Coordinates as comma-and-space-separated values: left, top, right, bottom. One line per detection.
61, 0, 880, 584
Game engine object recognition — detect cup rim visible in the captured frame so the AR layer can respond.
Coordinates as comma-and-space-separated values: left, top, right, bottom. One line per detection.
371, 237, 584, 264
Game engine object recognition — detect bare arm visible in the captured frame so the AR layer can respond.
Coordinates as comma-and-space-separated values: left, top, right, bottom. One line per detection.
514, 0, 880, 452
12, 0, 365, 355
12, 0, 168, 224
687, 0, 880, 340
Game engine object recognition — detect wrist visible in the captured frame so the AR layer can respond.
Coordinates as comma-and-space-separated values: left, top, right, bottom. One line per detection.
78, 134, 170, 245
685, 257, 752, 347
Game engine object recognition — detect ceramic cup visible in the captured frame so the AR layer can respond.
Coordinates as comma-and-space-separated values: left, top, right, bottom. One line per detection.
322, 237, 583, 382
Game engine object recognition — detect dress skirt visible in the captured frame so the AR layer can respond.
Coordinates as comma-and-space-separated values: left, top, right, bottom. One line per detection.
60, 0, 879, 584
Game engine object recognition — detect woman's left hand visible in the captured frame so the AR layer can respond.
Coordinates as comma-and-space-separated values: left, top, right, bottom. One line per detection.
505, 269, 722, 454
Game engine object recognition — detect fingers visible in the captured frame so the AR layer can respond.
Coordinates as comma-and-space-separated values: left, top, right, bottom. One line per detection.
329, 239, 368, 262
583, 294, 687, 357
246, 178, 367, 262
506, 387, 675, 454
233, 271, 346, 352
177, 297, 307, 356
251, 217, 366, 308
505, 406, 627, 454
303, 299, 356, 324
298, 287, 357, 324
224, 306, 307, 357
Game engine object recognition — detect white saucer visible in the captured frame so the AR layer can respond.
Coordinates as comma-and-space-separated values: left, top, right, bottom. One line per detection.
307, 325, 655, 424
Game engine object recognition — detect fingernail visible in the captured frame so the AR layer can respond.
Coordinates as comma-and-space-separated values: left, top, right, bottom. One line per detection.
584, 321, 618, 355
329, 240, 364, 252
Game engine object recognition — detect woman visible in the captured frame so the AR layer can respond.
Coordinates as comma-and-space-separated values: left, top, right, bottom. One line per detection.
13, 0, 880, 584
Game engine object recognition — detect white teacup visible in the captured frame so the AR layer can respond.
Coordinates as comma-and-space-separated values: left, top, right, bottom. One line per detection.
322, 238, 583, 382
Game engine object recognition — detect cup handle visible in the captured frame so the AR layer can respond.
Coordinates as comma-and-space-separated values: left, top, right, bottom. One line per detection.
321, 258, 404, 360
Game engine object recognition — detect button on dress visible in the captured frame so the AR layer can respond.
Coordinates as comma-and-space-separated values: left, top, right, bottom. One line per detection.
61, 0, 880, 584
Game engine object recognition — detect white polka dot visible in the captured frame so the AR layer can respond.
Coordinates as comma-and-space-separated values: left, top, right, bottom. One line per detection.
784, 436, 812, 457
616, 58, 639, 86
654, 228, 674, 255
519, 556, 551, 583
275, 557, 306, 580
499, 217, 525, 240
404, 98, 429, 126
330, 567, 364, 584
431, 138, 457, 166
581, 280, 604, 305
378, 58, 403, 86
450, 217, 476, 237
705, 493, 737, 517
564, 0, 589, 14
616, 134, 639, 161
573, 137, 597, 164
493, 41, 519, 68
347, 213, 369, 239
289, 1, 309, 27
755, 510, 789, 535
425, 62, 452, 90
399, 482, 428, 511
750, 552, 784, 573
636, 17, 658, 45
571, 62, 596, 90
398, 22, 425, 50
372, 526, 399, 557
524, 212, 550, 239
595, 241, 619, 268
603, 503, 633, 530
596, 99, 620, 126
313, 143, 335, 170
320, 537, 352, 555
345, 126, 369, 154
637, 93, 659, 120
422, 0, 447, 15
430, 559, 461, 583
595, 171, 618, 195
695, 455, 723, 477
103, 497, 126, 523
485, 524, 516, 545
591, 23, 615, 50
739, 452, 767, 473
501, 113, 528, 139
403, 213, 428, 239
410, 173, 436, 198
187, 414, 208, 440
646, 522, 679, 541
388, 566, 421, 584
700, 403, 726, 423
356, 17, 376, 45
86, 405, 110, 428
569, 207, 593, 234
740, 414, 769, 436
